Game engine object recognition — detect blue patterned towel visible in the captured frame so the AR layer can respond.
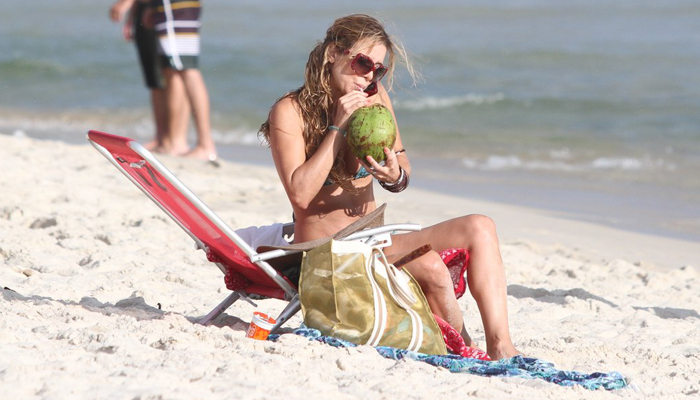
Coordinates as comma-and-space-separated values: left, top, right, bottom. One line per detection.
269, 328, 628, 391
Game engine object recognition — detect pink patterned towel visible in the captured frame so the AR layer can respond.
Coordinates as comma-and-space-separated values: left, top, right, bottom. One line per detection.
440, 248, 469, 299
433, 313, 491, 360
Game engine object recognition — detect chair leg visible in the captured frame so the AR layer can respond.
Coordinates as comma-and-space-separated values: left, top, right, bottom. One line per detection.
270, 294, 301, 334
197, 292, 241, 325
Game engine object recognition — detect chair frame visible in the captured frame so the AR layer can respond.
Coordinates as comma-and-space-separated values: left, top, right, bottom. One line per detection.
87, 130, 420, 333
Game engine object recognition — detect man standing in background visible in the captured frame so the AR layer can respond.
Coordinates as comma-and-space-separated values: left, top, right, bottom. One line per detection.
109, 0, 171, 152
146, 0, 217, 161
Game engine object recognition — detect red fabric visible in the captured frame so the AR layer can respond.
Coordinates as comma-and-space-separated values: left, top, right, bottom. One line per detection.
433, 314, 491, 361
207, 249, 251, 291
224, 267, 252, 291
435, 248, 490, 360
439, 248, 470, 299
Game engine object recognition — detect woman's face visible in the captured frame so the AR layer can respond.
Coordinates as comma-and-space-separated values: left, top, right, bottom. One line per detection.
329, 40, 387, 99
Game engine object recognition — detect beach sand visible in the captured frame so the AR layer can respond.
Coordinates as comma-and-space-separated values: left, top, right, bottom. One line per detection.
1, 133, 698, 399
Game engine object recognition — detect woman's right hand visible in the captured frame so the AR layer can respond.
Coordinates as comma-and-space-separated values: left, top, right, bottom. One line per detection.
332, 90, 370, 129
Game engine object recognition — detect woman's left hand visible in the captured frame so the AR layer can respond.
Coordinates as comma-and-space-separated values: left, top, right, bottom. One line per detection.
360, 147, 401, 184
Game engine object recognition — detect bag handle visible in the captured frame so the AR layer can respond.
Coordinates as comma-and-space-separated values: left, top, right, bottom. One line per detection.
372, 247, 418, 308
371, 245, 427, 352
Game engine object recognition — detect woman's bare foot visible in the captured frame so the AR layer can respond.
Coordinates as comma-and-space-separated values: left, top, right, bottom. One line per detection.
487, 340, 522, 360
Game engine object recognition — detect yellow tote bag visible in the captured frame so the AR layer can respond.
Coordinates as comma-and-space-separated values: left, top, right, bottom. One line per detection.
299, 239, 447, 355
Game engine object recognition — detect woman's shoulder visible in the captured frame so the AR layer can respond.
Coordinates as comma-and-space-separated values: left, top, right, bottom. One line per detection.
268, 95, 304, 135
270, 95, 300, 119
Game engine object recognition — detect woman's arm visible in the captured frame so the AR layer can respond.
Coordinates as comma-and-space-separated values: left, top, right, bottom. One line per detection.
268, 88, 372, 209
267, 97, 345, 210
360, 83, 411, 184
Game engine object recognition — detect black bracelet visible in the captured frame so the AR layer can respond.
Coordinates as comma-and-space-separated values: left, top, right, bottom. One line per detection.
379, 166, 409, 193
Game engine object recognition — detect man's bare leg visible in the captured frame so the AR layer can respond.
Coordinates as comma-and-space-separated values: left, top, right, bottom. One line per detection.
180, 68, 216, 160
156, 68, 190, 155
143, 87, 168, 150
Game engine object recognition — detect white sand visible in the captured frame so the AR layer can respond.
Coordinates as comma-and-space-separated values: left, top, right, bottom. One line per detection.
1, 134, 698, 399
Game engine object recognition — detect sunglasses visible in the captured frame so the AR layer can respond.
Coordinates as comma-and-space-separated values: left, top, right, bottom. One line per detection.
344, 50, 387, 96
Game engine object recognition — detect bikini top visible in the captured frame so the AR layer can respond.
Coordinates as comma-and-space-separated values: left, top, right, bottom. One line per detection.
323, 165, 371, 186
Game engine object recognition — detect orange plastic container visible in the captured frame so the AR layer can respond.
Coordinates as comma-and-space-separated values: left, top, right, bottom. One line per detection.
246, 312, 277, 340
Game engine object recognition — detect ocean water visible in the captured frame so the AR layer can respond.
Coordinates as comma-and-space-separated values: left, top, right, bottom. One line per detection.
1, 0, 699, 242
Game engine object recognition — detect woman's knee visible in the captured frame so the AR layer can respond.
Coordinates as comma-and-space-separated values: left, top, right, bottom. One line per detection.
459, 214, 498, 244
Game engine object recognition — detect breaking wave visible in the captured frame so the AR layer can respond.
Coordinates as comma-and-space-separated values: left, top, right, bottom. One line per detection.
394, 93, 505, 111
461, 154, 677, 173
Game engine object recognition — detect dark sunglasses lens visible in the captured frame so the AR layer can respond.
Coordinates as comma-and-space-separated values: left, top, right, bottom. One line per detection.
353, 54, 375, 75
364, 82, 378, 96
373, 66, 387, 82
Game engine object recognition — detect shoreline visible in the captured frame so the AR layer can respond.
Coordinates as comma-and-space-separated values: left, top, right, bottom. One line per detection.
3, 129, 697, 270
1, 133, 698, 398
3, 122, 700, 246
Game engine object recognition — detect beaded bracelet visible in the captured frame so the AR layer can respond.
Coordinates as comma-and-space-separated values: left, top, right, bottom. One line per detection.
379, 166, 409, 193
328, 125, 347, 137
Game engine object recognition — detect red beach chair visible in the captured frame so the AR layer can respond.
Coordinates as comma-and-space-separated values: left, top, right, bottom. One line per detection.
86, 130, 421, 333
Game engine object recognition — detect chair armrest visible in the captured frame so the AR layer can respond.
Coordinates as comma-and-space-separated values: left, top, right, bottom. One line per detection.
250, 223, 421, 263
342, 223, 421, 241
250, 248, 303, 263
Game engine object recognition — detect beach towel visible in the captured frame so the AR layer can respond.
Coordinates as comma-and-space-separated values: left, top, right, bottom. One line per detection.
270, 328, 629, 391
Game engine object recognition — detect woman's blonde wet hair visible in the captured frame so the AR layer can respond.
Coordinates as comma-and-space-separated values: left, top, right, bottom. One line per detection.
260, 14, 415, 189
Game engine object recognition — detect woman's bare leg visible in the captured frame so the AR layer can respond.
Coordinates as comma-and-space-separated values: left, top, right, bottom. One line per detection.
398, 251, 475, 348
387, 214, 520, 360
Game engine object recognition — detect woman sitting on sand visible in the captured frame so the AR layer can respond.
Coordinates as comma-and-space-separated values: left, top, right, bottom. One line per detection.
260, 14, 519, 360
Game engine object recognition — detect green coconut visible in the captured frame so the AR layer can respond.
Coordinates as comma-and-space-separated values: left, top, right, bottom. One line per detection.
346, 104, 396, 162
